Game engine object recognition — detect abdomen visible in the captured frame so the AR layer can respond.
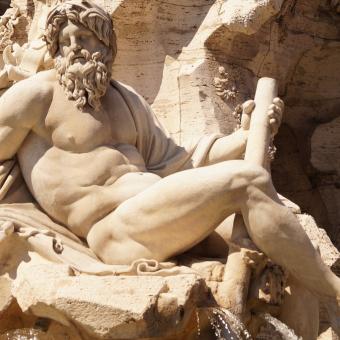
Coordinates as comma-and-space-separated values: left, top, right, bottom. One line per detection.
18, 136, 160, 237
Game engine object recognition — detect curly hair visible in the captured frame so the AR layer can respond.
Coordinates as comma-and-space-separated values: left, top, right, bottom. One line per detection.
44, 0, 117, 60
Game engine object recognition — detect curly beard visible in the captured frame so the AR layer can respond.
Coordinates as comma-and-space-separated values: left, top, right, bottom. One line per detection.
54, 49, 111, 111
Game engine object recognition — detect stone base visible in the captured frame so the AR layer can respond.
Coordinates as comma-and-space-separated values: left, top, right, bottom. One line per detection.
0, 253, 205, 339
0, 213, 339, 339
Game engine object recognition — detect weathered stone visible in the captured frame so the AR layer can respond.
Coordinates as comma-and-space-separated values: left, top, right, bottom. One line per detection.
11, 257, 204, 339
0, 276, 12, 313
220, 0, 284, 35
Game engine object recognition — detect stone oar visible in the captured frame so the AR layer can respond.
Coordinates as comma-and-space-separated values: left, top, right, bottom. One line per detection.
217, 77, 278, 318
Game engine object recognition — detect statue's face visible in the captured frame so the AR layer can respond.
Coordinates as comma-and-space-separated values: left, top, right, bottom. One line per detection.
54, 18, 112, 111
58, 19, 107, 63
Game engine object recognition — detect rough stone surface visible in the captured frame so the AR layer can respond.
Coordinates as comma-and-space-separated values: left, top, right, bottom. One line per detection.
221, 0, 285, 35
10, 255, 204, 339
0, 216, 338, 338
0, 276, 12, 313
297, 214, 339, 268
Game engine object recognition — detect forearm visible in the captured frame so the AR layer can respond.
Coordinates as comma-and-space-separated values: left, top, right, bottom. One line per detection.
204, 129, 248, 166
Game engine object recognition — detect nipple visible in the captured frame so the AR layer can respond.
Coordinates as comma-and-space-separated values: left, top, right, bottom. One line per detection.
67, 134, 76, 144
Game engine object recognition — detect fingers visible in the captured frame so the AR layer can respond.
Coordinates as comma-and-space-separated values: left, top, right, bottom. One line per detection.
0, 221, 15, 243
242, 99, 255, 115
273, 97, 284, 110
240, 100, 255, 130
277, 193, 301, 213
268, 107, 281, 123
268, 98, 284, 135
238, 98, 283, 135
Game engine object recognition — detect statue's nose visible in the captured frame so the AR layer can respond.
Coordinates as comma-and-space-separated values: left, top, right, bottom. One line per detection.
70, 43, 81, 51
69, 37, 82, 51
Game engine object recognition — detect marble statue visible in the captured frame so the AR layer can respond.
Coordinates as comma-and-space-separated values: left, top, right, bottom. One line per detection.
0, 0, 339, 337
0, 1, 55, 91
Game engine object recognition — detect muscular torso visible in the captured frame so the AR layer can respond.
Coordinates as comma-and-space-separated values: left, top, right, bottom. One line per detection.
17, 71, 160, 237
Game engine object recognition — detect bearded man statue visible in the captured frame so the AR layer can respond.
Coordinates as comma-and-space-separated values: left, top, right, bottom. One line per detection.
44, 1, 116, 111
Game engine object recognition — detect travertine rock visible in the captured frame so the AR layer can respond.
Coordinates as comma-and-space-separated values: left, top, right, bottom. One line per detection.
297, 214, 339, 269
0, 214, 338, 339
0, 276, 12, 313
220, 0, 284, 35
311, 116, 340, 246
10, 254, 204, 339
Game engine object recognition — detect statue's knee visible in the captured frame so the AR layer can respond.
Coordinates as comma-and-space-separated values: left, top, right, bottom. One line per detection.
87, 226, 103, 256
87, 228, 123, 264
249, 165, 271, 190
237, 162, 270, 190
87, 217, 158, 265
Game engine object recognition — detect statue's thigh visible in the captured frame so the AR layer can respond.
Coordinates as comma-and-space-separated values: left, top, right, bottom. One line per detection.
87, 160, 259, 263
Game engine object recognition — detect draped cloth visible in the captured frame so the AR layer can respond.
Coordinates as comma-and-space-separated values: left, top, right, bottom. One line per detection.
0, 80, 222, 276
111, 80, 223, 177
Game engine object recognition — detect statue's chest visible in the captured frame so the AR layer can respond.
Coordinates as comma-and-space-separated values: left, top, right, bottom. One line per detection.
44, 100, 139, 153
45, 101, 113, 152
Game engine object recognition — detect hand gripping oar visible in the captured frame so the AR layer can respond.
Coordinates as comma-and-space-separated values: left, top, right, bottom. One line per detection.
217, 78, 278, 318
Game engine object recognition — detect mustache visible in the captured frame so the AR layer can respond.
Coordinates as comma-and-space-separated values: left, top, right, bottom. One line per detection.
66, 49, 92, 66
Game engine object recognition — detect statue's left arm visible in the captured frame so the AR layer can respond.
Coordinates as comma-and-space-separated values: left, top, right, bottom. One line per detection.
114, 81, 283, 175
139, 97, 282, 175
202, 129, 248, 166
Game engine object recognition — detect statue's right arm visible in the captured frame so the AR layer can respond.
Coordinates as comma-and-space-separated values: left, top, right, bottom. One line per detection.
0, 76, 53, 161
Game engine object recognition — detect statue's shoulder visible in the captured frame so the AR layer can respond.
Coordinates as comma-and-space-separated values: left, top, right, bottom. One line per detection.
10, 70, 55, 100
1, 70, 55, 119
109, 80, 150, 111
26, 69, 55, 91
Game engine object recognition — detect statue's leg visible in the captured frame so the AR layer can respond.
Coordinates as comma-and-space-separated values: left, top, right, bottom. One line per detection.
238, 168, 340, 333
188, 215, 240, 258
239, 177, 340, 304
189, 213, 263, 258
87, 160, 340, 305
87, 160, 251, 264
279, 275, 319, 340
